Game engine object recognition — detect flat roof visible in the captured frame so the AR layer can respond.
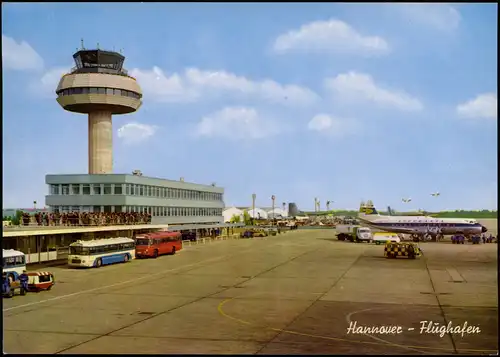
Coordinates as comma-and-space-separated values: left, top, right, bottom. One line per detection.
70, 237, 135, 247
45, 174, 224, 192
2, 222, 245, 238
2, 224, 168, 238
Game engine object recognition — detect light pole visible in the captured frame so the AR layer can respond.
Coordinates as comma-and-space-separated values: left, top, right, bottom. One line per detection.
271, 195, 276, 226
252, 193, 256, 226
33, 201, 37, 210
314, 197, 318, 212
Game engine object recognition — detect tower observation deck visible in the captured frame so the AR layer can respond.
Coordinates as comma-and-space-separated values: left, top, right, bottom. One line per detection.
56, 48, 142, 174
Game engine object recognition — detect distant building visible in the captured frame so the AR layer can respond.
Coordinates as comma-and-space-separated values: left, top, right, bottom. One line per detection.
247, 208, 268, 219
223, 207, 244, 223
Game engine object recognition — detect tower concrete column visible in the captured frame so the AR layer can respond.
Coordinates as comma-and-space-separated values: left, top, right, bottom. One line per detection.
88, 111, 113, 174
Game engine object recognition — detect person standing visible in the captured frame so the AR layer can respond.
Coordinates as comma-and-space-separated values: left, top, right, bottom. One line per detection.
19, 270, 29, 293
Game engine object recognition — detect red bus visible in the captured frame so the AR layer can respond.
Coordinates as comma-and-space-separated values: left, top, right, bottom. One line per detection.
135, 231, 182, 258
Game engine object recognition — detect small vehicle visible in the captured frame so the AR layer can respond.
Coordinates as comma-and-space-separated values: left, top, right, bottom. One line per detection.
27, 272, 55, 292
264, 227, 278, 236
241, 230, 254, 238
181, 231, 197, 242
253, 229, 268, 238
373, 232, 401, 245
384, 242, 421, 259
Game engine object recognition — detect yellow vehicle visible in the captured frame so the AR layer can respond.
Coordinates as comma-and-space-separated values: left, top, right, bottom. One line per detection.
384, 242, 421, 259
253, 229, 268, 238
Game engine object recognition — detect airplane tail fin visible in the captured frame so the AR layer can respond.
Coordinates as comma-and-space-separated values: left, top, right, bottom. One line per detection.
387, 206, 394, 216
288, 202, 306, 217
358, 200, 379, 216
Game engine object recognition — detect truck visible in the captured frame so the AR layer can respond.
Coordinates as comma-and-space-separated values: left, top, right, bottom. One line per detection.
336, 225, 373, 242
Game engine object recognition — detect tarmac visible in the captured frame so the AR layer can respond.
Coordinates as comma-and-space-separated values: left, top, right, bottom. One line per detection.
3, 229, 498, 355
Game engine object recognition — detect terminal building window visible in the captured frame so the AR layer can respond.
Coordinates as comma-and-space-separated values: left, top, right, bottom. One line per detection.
57, 87, 142, 100
103, 184, 112, 195
114, 184, 123, 195
122, 206, 223, 217
71, 184, 81, 195
49, 182, 223, 202
50, 184, 59, 195
93, 184, 101, 195
61, 184, 70, 195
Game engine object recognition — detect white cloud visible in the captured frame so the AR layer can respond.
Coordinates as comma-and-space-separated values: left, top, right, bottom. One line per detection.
397, 4, 461, 32
308, 114, 359, 137
2, 34, 44, 71
29, 66, 70, 97
457, 93, 497, 120
272, 19, 389, 55
117, 123, 158, 145
194, 107, 280, 140
130, 66, 319, 106
324, 71, 423, 111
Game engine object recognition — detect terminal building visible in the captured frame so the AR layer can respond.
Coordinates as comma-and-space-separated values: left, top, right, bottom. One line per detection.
46, 173, 224, 225
2, 44, 233, 264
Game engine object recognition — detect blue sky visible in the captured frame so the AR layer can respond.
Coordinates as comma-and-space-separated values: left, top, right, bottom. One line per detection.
2, 3, 497, 211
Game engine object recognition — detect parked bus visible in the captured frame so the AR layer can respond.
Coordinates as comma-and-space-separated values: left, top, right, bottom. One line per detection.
68, 237, 135, 268
2, 249, 26, 282
135, 231, 182, 258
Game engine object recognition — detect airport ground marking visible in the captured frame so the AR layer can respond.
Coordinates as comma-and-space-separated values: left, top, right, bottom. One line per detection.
217, 298, 497, 354
3, 236, 296, 313
3, 252, 237, 313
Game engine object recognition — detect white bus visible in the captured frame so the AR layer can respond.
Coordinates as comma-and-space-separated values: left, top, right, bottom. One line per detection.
68, 237, 136, 268
2, 249, 26, 282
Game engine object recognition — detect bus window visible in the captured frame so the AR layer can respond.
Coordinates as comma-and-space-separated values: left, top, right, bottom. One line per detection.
70, 246, 90, 255
135, 238, 149, 246
3, 255, 25, 268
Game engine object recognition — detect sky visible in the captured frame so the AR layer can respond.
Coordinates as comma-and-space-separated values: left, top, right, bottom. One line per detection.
2, 3, 498, 211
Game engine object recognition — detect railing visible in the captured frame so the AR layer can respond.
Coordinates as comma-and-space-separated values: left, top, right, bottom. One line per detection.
16, 220, 151, 228
182, 233, 242, 247
18, 213, 152, 228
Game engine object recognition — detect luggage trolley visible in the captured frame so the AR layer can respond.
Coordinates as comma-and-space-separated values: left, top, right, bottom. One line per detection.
384, 242, 422, 259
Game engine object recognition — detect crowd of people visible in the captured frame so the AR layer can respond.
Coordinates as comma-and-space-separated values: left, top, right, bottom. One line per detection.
21, 211, 152, 226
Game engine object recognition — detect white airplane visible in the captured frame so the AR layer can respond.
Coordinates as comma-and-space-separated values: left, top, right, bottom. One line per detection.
358, 201, 487, 240
431, 192, 440, 197
402, 197, 412, 203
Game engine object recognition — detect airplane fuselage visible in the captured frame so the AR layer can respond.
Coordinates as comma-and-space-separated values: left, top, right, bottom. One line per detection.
358, 214, 486, 236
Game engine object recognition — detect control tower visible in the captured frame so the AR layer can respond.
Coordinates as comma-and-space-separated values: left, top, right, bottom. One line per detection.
56, 45, 142, 174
